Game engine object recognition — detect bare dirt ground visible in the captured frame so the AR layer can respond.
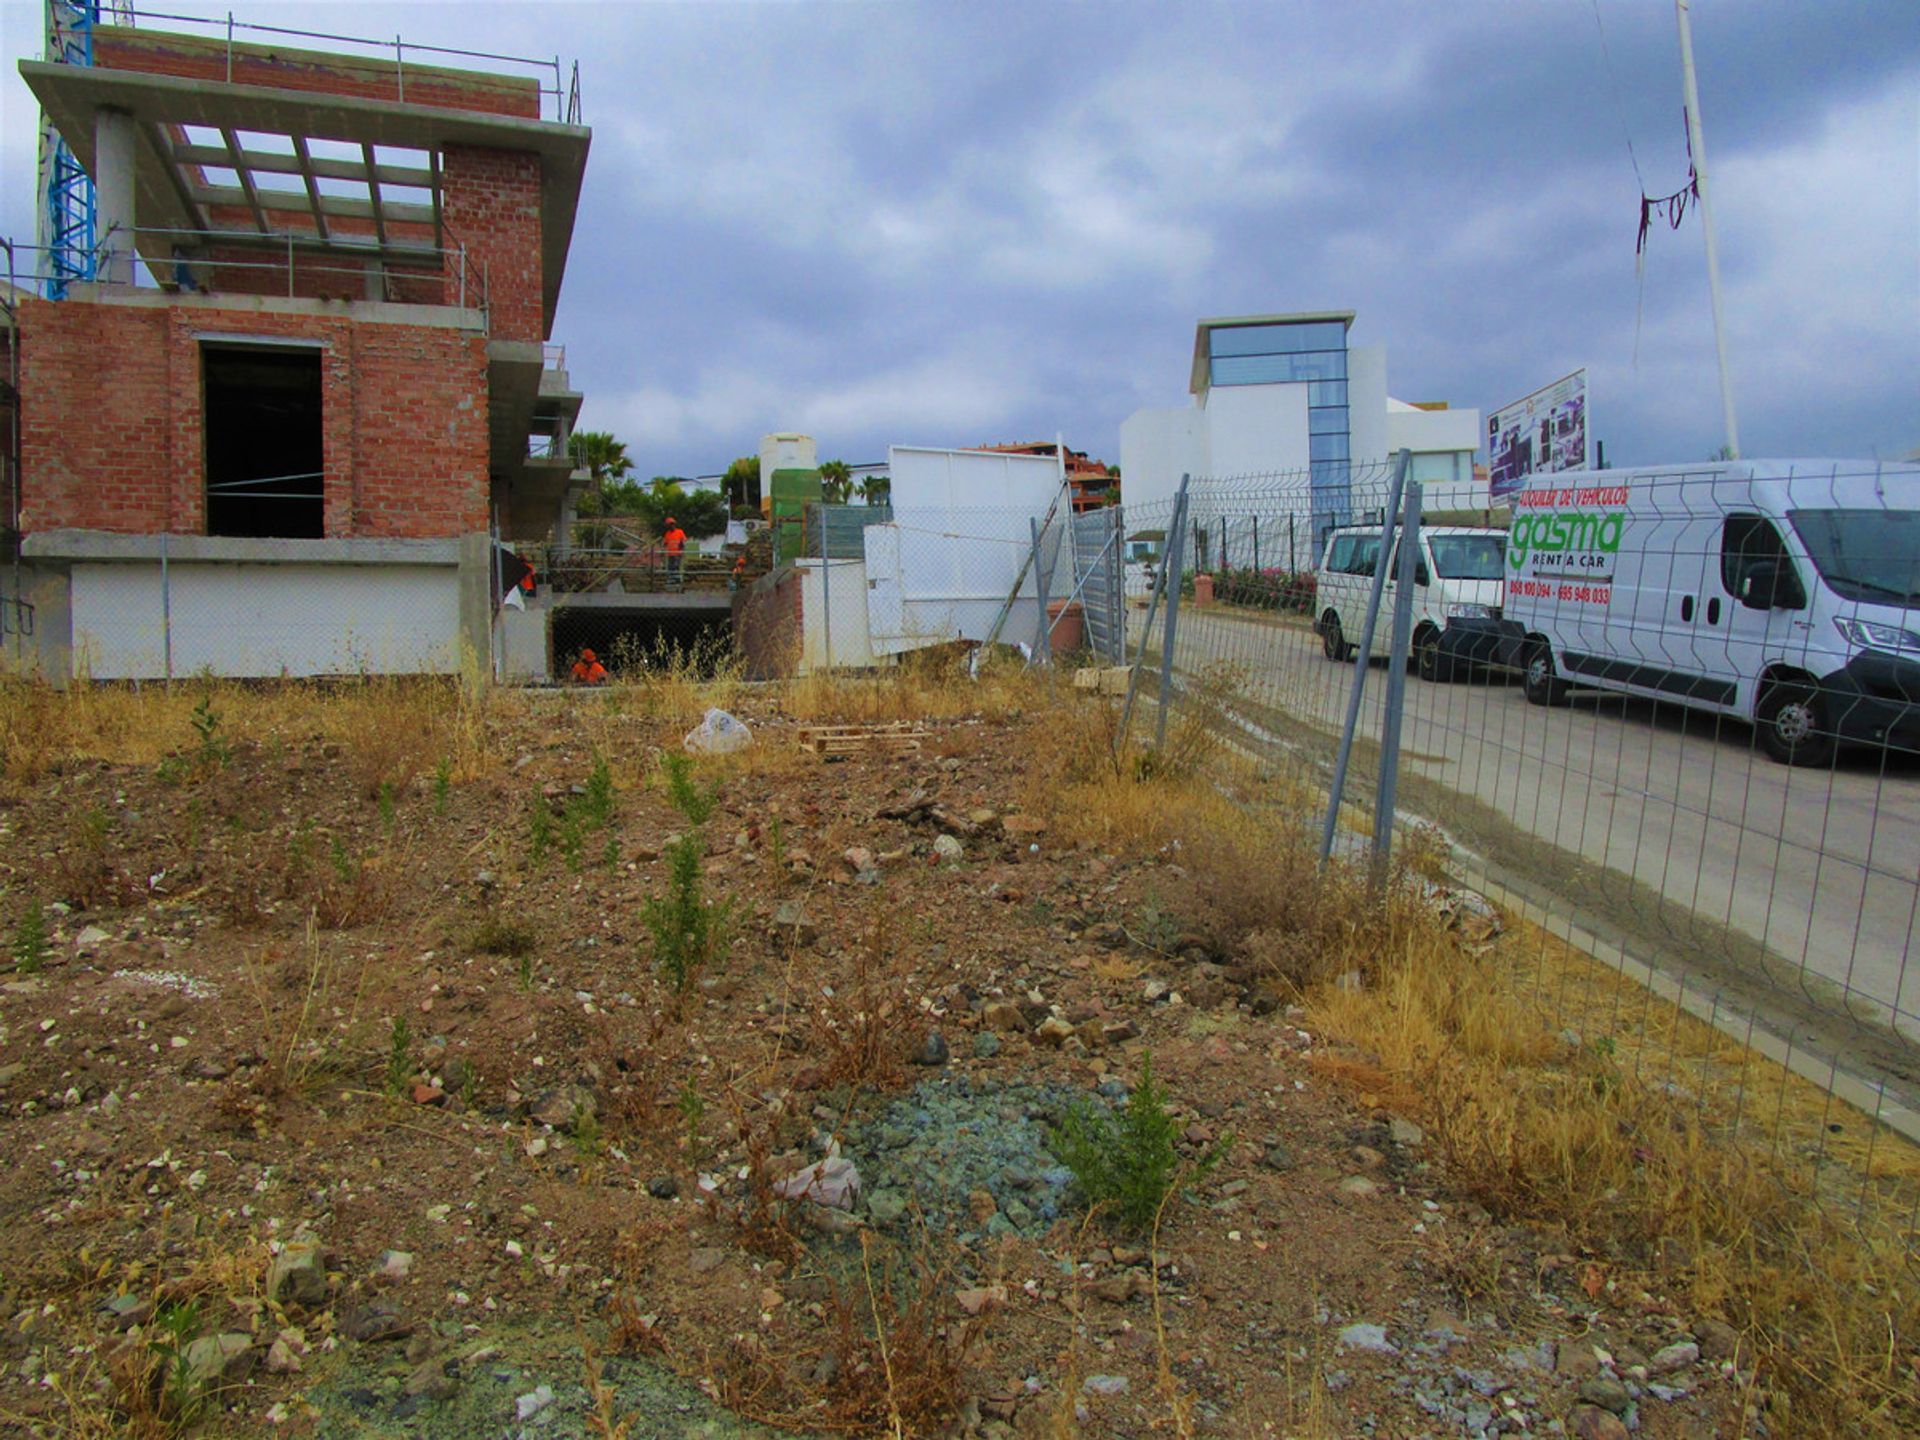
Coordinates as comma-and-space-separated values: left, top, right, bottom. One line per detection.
0, 677, 1873, 1438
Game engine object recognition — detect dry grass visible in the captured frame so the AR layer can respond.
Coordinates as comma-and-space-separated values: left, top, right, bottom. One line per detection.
0, 672, 510, 792
810, 924, 916, 1094
780, 645, 1053, 725
1307, 908, 1920, 1437
1042, 718, 1920, 1439
706, 1232, 981, 1437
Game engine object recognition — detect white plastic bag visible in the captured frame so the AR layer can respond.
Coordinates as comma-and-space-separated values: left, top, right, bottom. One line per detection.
684, 707, 751, 754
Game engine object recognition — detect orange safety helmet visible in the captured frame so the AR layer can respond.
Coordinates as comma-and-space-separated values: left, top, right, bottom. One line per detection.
664, 516, 677, 526
580, 648, 597, 663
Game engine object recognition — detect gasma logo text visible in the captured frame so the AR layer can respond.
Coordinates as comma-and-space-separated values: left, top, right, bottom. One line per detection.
1507, 511, 1625, 570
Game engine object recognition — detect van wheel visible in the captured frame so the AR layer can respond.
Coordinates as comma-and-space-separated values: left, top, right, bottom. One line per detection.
1319, 610, 1352, 662
1522, 642, 1568, 706
1757, 681, 1835, 767
1414, 625, 1452, 683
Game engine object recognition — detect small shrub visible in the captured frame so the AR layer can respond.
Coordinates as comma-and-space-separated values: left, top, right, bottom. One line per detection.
385, 1015, 414, 1097
676, 1079, 706, 1156
529, 798, 554, 862
571, 1101, 603, 1161
190, 694, 230, 767
643, 835, 727, 991
12, 902, 47, 975
432, 755, 452, 814
150, 1297, 205, 1422
1049, 1051, 1221, 1233
659, 752, 716, 825
377, 780, 398, 834
470, 914, 536, 958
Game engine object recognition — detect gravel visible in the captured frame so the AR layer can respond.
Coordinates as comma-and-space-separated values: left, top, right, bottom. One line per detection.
835, 1077, 1087, 1241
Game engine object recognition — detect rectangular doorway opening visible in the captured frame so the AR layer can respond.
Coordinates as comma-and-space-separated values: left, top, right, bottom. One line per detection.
204, 345, 324, 538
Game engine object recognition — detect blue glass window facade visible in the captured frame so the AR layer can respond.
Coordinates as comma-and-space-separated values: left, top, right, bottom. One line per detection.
1207, 319, 1352, 536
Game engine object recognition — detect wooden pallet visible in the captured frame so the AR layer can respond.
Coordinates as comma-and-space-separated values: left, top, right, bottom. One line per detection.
797, 722, 929, 757
1073, 665, 1134, 695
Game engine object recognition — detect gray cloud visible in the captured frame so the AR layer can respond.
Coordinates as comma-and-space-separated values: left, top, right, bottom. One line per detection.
4, 0, 1914, 474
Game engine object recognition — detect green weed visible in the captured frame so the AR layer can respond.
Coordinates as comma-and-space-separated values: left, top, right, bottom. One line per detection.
377, 780, 397, 834
1049, 1051, 1223, 1233
433, 755, 452, 814
644, 834, 728, 992
676, 1079, 706, 1157
12, 902, 47, 975
190, 694, 230, 767
385, 1015, 414, 1097
660, 752, 716, 825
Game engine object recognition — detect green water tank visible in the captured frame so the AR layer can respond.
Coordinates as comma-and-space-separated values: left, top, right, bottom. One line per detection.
769, 467, 823, 563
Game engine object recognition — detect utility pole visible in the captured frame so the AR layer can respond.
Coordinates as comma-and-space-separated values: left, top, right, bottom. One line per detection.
1675, 0, 1740, 459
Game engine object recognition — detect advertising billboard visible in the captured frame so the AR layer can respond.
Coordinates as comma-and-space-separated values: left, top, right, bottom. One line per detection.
1487, 368, 1588, 500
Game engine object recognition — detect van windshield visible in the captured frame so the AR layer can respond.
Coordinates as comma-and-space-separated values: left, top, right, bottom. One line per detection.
1426, 534, 1505, 580
1788, 510, 1920, 606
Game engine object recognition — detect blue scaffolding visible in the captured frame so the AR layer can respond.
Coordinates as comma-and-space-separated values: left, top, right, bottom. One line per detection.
36, 1, 107, 299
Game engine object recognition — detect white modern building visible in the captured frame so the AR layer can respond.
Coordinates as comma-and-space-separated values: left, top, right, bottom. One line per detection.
1119, 312, 1483, 542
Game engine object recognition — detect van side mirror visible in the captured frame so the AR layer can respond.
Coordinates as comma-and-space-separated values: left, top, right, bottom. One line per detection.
1741, 563, 1804, 611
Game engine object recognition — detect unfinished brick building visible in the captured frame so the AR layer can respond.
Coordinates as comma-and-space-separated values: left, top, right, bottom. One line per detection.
4, 19, 589, 680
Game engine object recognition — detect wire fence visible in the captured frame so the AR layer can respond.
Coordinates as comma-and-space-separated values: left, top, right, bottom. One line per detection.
1113, 455, 1920, 1251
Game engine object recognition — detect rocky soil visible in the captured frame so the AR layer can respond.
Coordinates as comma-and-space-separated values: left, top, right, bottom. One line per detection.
0, 693, 1759, 1437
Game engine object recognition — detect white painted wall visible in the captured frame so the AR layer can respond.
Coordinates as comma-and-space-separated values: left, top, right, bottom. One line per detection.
1118, 405, 1207, 517
70, 563, 462, 679
759, 432, 817, 489
796, 558, 882, 672
862, 508, 1048, 658
886, 445, 1063, 511
1202, 383, 1311, 479
1347, 344, 1390, 467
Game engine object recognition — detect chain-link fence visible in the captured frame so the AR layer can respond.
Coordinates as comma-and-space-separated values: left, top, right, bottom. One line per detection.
1109, 454, 1920, 1247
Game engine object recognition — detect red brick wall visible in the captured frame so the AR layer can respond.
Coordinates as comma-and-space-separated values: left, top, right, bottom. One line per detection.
18, 298, 488, 540
94, 29, 543, 119
440, 147, 543, 340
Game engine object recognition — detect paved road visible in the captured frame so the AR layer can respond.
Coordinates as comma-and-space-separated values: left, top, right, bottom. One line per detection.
1136, 602, 1920, 1045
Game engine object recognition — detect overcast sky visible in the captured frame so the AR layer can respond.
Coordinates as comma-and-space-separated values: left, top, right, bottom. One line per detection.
3, 0, 1915, 478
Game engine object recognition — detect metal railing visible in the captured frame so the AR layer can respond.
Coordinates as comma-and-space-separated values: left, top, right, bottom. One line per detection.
8, 226, 490, 318
108, 7, 581, 126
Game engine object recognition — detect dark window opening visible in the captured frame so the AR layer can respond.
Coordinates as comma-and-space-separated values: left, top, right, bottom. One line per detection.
550, 608, 734, 680
1719, 513, 1794, 602
204, 346, 324, 538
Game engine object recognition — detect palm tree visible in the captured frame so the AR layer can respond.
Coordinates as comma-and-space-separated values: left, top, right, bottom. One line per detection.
818, 459, 853, 505
858, 472, 891, 507
569, 430, 634, 499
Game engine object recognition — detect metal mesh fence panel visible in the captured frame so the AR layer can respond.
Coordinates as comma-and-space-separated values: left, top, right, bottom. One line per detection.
1112, 458, 1920, 1249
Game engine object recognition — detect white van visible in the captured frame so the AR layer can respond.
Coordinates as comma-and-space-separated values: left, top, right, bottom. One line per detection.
1316, 525, 1506, 680
1496, 459, 1920, 766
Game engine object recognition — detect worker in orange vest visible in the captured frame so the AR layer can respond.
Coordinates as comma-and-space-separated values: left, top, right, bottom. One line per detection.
729, 551, 747, 591
568, 647, 608, 685
663, 516, 687, 588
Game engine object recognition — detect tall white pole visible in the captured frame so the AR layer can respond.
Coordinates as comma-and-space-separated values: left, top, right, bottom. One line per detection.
1676, 0, 1740, 458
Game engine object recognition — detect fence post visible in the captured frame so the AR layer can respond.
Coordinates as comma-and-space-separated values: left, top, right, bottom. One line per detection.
1320, 449, 1410, 865
1372, 479, 1423, 884
160, 530, 173, 692
1253, 514, 1260, 576
818, 507, 833, 675
1288, 513, 1295, 571
1030, 516, 1053, 665
1117, 475, 1188, 750
1156, 486, 1192, 753
1110, 501, 1125, 664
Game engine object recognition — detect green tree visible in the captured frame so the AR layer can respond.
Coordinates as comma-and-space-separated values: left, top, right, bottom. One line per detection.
594, 478, 729, 539
723, 455, 760, 512
568, 431, 634, 499
858, 472, 891, 507
819, 459, 853, 505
